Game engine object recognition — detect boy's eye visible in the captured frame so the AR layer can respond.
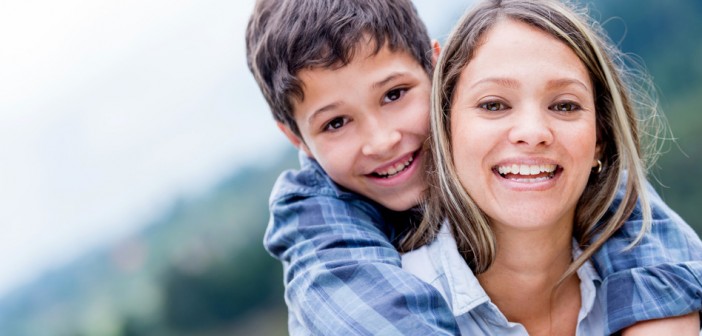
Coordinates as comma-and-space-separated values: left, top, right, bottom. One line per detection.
550, 102, 581, 112
479, 101, 508, 111
323, 116, 348, 131
383, 88, 407, 104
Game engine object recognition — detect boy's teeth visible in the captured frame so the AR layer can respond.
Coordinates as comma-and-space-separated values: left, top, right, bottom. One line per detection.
497, 164, 557, 176
375, 155, 414, 178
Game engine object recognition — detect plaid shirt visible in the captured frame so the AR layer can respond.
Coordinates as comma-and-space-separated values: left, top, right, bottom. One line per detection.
265, 152, 702, 335
592, 182, 702, 334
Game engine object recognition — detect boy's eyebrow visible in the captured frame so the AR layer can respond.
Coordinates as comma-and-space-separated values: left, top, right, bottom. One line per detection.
372, 72, 409, 89
308, 102, 341, 124
306, 72, 414, 125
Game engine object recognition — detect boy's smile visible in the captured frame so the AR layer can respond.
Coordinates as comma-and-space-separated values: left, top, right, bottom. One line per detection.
368, 150, 417, 179
279, 42, 432, 211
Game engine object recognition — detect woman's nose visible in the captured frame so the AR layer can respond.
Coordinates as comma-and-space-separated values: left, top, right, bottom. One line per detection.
507, 107, 553, 147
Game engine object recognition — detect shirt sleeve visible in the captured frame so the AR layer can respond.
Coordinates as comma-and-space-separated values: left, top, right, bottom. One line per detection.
265, 194, 459, 336
593, 181, 702, 334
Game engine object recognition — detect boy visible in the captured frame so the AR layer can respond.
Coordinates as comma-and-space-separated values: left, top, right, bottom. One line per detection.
246, 0, 702, 334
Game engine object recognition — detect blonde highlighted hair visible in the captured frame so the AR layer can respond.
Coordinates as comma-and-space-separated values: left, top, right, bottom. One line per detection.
402, 0, 665, 279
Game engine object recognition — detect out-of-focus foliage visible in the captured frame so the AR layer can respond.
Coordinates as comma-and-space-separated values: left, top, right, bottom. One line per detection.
591, 0, 702, 230
0, 1, 699, 335
0, 152, 297, 336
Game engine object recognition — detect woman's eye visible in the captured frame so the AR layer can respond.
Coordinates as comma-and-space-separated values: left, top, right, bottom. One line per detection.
324, 117, 348, 131
479, 101, 507, 111
550, 102, 581, 112
383, 88, 407, 104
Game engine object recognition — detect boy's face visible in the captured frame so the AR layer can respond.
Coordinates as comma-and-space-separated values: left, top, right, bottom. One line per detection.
279, 43, 432, 211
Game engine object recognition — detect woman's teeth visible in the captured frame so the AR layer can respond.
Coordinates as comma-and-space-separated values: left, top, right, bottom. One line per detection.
496, 164, 558, 182
497, 164, 556, 175
374, 155, 414, 178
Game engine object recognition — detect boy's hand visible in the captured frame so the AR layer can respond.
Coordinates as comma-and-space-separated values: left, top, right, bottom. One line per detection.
622, 312, 700, 336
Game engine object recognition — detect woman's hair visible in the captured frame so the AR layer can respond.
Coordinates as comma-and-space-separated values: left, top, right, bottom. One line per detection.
402, 0, 665, 278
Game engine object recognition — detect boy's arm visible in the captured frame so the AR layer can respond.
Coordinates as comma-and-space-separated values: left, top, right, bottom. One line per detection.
593, 181, 702, 335
621, 312, 700, 336
266, 194, 459, 336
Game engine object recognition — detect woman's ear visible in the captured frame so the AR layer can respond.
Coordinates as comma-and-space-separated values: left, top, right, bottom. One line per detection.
592, 141, 604, 168
431, 39, 441, 66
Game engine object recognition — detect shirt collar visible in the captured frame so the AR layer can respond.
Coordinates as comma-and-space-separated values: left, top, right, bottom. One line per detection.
573, 240, 602, 321
428, 223, 490, 317
429, 222, 602, 320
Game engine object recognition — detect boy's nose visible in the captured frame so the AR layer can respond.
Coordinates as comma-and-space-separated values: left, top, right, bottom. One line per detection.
507, 108, 553, 147
361, 129, 402, 157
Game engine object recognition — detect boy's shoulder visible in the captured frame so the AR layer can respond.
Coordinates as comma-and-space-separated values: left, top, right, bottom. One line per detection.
266, 151, 397, 251
270, 150, 372, 206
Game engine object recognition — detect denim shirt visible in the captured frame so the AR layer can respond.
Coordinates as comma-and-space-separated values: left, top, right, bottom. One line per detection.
265, 151, 702, 335
402, 223, 605, 335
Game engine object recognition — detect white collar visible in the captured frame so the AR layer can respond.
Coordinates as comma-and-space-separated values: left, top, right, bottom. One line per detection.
426, 222, 602, 319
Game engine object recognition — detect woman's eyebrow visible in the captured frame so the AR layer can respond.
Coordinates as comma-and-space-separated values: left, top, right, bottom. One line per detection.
470, 77, 521, 90
546, 78, 590, 92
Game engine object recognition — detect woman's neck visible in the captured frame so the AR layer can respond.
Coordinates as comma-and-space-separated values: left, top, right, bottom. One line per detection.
476, 222, 581, 335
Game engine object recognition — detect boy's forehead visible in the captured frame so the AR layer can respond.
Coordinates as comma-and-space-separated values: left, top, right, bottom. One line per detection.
291, 44, 430, 129
295, 44, 427, 102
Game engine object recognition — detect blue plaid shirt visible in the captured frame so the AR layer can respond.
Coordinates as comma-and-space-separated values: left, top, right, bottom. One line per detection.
265, 152, 702, 335
592, 181, 702, 333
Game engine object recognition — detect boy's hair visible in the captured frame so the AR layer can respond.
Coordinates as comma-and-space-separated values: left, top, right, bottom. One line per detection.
246, 0, 433, 137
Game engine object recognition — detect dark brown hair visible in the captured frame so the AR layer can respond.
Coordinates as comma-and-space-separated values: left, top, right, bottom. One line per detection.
246, 0, 433, 137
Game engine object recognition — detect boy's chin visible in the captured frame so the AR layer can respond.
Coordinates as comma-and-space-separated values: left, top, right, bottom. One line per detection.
376, 195, 422, 212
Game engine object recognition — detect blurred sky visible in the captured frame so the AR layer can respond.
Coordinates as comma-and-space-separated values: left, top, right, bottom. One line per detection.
0, 0, 466, 298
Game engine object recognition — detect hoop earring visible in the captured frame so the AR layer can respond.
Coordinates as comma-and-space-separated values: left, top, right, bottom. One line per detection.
594, 159, 603, 174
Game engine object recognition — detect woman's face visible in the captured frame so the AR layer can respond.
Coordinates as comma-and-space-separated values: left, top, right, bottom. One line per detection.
450, 19, 601, 233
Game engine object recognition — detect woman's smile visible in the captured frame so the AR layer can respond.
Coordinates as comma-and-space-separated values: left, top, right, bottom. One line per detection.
494, 163, 559, 182
450, 18, 600, 230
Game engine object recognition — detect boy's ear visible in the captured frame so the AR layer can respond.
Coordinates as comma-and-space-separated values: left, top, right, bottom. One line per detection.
431, 40, 441, 66
276, 121, 313, 158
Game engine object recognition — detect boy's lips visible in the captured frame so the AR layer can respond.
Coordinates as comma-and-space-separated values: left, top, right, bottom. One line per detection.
367, 150, 420, 180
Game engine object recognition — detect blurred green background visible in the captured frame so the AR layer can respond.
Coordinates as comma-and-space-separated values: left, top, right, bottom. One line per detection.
0, 1, 699, 335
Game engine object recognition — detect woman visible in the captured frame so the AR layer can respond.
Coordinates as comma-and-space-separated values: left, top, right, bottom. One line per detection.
401, 0, 699, 334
